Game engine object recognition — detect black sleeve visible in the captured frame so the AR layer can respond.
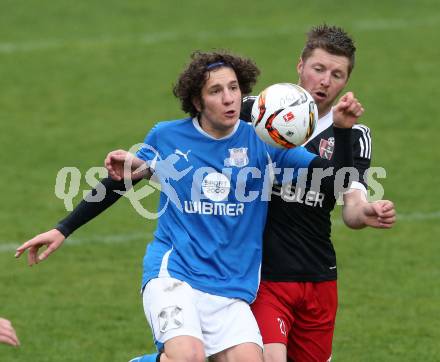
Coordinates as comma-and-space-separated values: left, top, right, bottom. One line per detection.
352, 125, 372, 188
56, 177, 141, 238
240, 96, 257, 123
307, 127, 353, 194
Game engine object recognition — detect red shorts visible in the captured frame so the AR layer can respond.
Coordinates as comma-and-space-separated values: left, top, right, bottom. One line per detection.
251, 280, 337, 362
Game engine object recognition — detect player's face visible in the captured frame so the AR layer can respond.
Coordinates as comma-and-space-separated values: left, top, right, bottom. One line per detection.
195, 67, 242, 139
297, 48, 350, 117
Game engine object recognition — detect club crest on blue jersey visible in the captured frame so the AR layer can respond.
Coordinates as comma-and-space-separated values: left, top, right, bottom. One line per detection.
319, 137, 335, 160
224, 147, 249, 167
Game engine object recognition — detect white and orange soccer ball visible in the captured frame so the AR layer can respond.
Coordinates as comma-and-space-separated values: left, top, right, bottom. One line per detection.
251, 83, 318, 149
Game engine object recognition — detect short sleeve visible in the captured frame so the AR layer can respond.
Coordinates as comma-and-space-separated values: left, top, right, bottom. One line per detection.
268, 145, 317, 184
136, 124, 161, 169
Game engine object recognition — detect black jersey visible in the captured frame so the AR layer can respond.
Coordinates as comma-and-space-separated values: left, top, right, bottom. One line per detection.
240, 96, 372, 282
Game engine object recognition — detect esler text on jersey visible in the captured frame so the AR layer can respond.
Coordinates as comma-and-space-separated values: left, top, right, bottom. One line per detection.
272, 184, 325, 208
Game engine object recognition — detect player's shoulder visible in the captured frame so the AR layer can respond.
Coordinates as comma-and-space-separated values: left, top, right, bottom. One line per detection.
353, 123, 372, 139
243, 95, 257, 104
240, 95, 257, 123
142, 117, 192, 143
154, 117, 192, 129
149, 117, 192, 134
352, 123, 372, 159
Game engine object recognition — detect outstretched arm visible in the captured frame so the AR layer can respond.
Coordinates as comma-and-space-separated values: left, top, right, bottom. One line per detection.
342, 189, 396, 229
15, 150, 151, 265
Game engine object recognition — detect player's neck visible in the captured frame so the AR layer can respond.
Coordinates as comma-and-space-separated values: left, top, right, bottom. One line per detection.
318, 105, 332, 120
195, 117, 239, 139
199, 122, 235, 139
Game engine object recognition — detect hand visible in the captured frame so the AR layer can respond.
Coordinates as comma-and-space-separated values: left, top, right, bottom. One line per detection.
0, 318, 20, 347
104, 149, 147, 181
333, 92, 364, 129
15, 229, 65, 266
362, 200, 396, 228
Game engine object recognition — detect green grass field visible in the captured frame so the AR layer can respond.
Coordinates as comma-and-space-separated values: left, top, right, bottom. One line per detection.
1, 0, 439, 360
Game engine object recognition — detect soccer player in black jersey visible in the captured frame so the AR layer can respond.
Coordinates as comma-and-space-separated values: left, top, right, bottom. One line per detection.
240, 25, 395, 362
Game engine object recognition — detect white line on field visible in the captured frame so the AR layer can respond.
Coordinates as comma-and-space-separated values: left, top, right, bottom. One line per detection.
0, 16, 438, 54
334, 210, 440, 226
0, 28, 296, 54
398, 211, 440, 220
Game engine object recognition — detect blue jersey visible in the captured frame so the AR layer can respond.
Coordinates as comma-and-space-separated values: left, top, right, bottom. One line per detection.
136, 117, 316, 303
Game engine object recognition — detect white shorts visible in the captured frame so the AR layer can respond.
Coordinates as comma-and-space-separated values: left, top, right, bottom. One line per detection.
143, 277, 263, 357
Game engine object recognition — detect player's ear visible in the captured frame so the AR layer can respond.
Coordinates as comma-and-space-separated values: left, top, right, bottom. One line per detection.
192, 96, 202, 113
296, 58, 304, 75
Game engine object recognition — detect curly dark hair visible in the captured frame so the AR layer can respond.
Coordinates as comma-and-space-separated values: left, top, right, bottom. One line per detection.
173, 50, 260, 118
301, 24, 356, 76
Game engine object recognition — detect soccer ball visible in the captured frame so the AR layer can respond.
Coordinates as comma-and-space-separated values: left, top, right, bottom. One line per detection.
251, 83, 318, 149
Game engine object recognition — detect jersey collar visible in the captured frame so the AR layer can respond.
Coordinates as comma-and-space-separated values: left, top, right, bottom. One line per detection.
303, 107, 334, 145
192, 117, 240, 140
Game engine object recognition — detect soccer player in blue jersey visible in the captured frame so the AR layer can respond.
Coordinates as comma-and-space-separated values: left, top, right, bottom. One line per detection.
16, 50, 358, 362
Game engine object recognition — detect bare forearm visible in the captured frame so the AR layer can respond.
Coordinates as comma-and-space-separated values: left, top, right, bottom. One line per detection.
342, 190, 396, 229
342, 189, 369, 229
342, 202, 369, 229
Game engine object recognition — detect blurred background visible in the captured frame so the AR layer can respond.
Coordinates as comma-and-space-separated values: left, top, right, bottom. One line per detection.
1, 0, 439, 360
